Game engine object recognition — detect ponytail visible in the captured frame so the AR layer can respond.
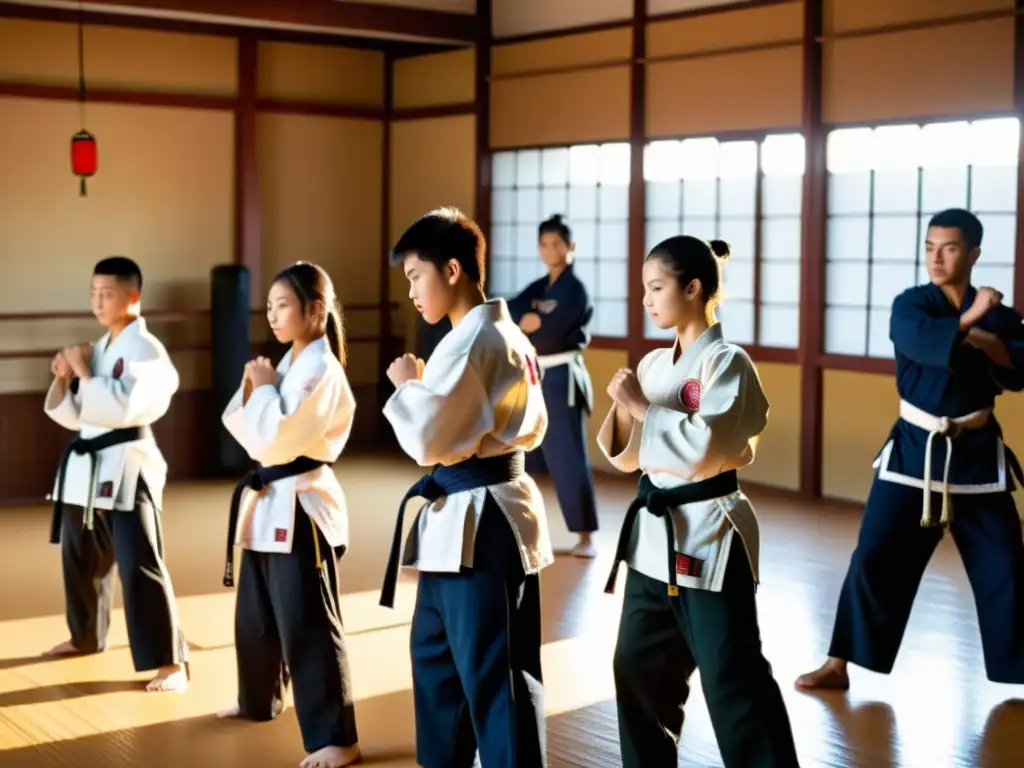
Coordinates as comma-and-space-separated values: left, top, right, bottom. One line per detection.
325, 305, 346, 366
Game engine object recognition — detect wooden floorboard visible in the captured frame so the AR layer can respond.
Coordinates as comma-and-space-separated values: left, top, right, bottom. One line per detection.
0, 454, 1022, 767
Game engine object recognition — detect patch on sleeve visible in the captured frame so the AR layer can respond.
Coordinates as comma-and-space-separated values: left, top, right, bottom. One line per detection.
112, 358, 124, 380
302, 378, 317, 394
679, 378, 702, 411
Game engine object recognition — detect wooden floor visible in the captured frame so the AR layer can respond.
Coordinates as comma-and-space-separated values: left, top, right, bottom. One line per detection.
1, 454, 1023, 767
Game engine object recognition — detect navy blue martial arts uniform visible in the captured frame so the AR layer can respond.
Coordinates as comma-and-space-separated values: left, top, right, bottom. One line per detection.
829, 283, 1024, 684
507, 265, 599, 534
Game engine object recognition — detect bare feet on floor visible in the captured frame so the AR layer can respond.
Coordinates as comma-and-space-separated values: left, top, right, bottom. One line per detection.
41, 639, 89, 657
146, 663, 190, 692
299, 745, 361, 768
794, 658, 850, 691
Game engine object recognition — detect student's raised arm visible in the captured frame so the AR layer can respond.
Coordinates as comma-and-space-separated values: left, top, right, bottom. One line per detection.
383, 352, 495, 467
235, 362, 346, 465
597, 353, 654, 474
527, 280, 589, 349
638, 348, 768, 480
889, 289, 964, 368
77, 345, 180, 429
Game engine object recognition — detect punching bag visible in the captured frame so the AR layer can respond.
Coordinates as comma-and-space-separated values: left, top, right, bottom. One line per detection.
210, 265, 251, 475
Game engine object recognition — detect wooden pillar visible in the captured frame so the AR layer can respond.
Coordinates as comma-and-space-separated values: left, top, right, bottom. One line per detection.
475, 0, 493, 250
234, 34, 260, 284
1013, 0, 1024, 313
798, 0, 825, 498
627, 0, 647, 370
379, 52, 393, 383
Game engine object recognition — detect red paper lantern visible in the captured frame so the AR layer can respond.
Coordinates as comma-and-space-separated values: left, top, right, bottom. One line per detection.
71, 129, 97, 196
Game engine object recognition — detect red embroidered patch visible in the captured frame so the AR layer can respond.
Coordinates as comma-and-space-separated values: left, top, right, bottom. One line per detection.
274, 528, 288, 543
98, 481, 114, 498
302, 378, 316, 394
680, 378, 702, 410
112, 358, 124, 380
525, 355, 540, 386
675, 553, 704, 578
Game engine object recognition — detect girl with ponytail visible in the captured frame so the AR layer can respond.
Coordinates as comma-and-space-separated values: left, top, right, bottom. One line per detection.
597, 235, 800, 767
218, 260, 361, 768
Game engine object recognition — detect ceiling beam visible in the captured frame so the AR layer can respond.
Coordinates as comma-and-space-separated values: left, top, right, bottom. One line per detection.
39, 0, 477, 43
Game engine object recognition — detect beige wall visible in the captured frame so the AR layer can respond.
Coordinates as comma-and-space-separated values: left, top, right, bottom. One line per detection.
0, 19, 385, 394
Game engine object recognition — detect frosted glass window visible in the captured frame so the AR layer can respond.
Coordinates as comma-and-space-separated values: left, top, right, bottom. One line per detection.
760, 305, 800, 349
487, 142, 633, 337
718, 299, 755, 345
643, 132, 804, 348
825, 306, 868, 355
868, 307, 893, 358
823, 116, 1019, 357
723, 258, 755, 301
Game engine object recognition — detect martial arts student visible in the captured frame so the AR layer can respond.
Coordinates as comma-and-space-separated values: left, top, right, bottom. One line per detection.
219, 261, 360, 768
796, 207, 1024, 692
507, 214, 600, 558
380, 207, 551, 768
43, 255, 189, 693
598, 235, 800, 768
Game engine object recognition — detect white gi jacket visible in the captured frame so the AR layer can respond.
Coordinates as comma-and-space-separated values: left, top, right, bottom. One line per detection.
44, 317, 178, 513
221, 337, 355, 554
597, 323, 768, 592
383, 298, 553, 574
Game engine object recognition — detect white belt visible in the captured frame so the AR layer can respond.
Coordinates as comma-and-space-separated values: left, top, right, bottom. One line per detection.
898, 399, 992, 527
537, 350, 579, 370
537, 351, 582, 408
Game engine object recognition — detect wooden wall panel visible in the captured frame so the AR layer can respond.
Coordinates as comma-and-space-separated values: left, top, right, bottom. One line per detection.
393, 49, 475, 109
822, 19, 1014, 124
824, 0, 1014, 34
257, 42, 385, 107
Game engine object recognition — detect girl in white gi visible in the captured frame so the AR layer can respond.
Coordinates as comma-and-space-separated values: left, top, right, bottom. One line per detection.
598, 235, 799, 767
218, 261, 360, 768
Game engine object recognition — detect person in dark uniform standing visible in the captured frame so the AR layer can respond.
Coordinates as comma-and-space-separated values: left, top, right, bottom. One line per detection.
507, 214, 600, 558
796, 208, 1024, 692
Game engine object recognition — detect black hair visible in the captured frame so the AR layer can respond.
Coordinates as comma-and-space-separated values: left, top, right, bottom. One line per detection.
272, 261, 346, 365
94, 256, 142, 292
928, 208, 983, 250
538, 213, 571, 244
646, 235, 731, 309
389, 206, 486, 290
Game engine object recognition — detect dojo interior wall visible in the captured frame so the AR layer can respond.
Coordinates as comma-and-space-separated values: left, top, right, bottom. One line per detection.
0, 18, 386, 501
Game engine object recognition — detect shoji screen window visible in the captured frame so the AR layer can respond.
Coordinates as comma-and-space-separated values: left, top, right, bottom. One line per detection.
824, 117, 1020, 359
489, 143, 631, 338
643, 133, 804, 348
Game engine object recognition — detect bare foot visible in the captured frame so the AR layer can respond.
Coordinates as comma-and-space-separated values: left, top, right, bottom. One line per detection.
41, 639, 89, 658
571, 537, 597, 558
795, 658, 850, 691
217, 703, 242, 719
146, 663, 190, 693
299, 745, 361, 768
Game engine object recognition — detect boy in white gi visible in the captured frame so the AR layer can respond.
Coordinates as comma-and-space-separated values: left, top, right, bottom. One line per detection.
380, 207, 552, 768
43, 256, 189, 693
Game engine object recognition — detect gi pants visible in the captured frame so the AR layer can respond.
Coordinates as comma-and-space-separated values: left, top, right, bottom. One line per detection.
410, 496, 546, 768
613, 543, 800, 768
59, 477, 188, 672
829, 475, 1024, 683
234, 503, 359, 752
525, 364, 599, 534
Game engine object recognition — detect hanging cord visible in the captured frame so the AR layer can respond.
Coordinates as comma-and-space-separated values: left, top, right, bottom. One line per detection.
77, 2, 88, 196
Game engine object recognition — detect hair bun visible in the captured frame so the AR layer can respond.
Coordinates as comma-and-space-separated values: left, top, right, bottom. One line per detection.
709, 239, 731, 260
549, 213, 563, 223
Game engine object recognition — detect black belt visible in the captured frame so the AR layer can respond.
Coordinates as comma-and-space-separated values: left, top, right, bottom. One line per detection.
49, 425, 153, 544
604, 470, 739, 597
223, 456, 328, 587
379, 451, 525, 609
